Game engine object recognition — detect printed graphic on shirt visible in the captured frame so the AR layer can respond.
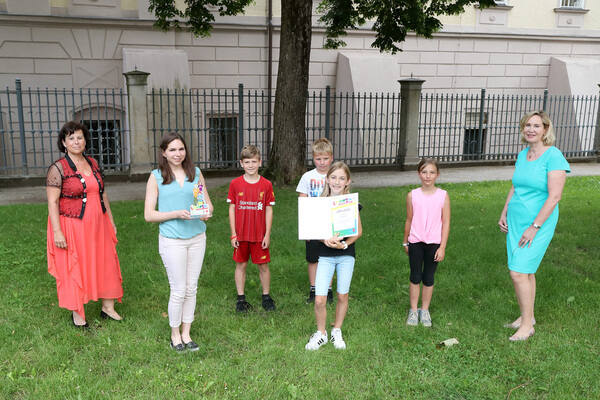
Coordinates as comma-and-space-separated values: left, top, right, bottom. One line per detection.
308, 178, 326, 197
297, 169, 327, 197
238, 200, 263, 211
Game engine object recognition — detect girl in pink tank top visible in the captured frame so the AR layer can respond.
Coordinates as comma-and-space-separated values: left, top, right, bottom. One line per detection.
402, 159, 451, 327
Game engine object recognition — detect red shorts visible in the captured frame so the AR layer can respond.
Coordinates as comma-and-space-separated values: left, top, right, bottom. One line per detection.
233, 241, 270, 264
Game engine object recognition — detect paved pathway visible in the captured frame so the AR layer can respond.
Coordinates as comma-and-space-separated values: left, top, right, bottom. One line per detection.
1, 163, 598, 205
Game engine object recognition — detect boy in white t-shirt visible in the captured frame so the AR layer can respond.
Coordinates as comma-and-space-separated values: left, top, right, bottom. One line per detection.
296, 138, 334, 303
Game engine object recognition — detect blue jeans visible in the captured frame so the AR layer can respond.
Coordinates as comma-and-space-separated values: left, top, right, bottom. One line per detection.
315, 255, 355, 296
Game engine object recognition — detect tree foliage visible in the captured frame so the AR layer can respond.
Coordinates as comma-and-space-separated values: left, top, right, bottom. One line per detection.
318, 0, 496, 53
149, 0, 253, 37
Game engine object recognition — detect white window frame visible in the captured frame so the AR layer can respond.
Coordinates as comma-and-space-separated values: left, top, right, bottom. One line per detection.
559, 0, 584, 8
494, 0, 508, 5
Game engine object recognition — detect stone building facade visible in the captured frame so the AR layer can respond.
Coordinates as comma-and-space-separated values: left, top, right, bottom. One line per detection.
0, 1, 598, 177
0, 0, 599, 94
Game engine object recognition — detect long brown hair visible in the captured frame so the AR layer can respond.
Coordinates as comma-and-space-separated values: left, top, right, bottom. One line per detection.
158, 132, 195, 184
320, 161, 352, 197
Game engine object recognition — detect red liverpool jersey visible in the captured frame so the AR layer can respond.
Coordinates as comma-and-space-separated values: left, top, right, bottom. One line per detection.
227, 176, 275, 242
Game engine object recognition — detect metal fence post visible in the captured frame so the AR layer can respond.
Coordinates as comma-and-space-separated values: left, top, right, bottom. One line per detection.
594, 84, 600, 162
123, 69, 151, 175
397, 78, 425, 168
15, 79, 28, 175
325, 85, 331, 139
238, 83, 244, 155
266, 87, 272, 156
477, 88, 486, 159
542, 89, 548, 111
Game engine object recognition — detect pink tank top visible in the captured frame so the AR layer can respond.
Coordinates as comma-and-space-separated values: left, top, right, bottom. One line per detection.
408, 187, 447, 244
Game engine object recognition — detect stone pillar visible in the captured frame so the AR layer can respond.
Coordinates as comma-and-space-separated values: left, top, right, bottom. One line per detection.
123, 70, 151, 175
397, 78, 424, 168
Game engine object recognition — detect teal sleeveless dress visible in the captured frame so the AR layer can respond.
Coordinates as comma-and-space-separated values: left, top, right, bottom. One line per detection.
507, 147, 570, 274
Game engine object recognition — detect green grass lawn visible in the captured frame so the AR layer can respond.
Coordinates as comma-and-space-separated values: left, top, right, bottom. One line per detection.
1, 177, 599, 399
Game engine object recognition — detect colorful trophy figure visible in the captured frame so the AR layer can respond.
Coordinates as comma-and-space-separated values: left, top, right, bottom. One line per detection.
190, 183, 210, 218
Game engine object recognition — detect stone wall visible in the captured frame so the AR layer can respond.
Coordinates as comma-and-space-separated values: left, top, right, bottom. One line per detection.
1, 14, 600, 94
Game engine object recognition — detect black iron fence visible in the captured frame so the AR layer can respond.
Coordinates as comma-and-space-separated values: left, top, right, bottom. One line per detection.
147, 85, 402, 169
1, 79, 598, 177
420, 89, 599, 162
0, 79, 129, 176
148, 85, 597, 170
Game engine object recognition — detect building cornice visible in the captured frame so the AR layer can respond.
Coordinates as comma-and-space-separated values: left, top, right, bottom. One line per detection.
437, 24, 600, 40
1, 13, 599, 41
0, 13, 272, 31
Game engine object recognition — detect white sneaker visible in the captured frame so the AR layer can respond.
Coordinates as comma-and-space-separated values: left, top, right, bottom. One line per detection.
305, 331, 328, 350
419, 309, 432, 327
330, 328, 346, 350
406, 309, 419, 326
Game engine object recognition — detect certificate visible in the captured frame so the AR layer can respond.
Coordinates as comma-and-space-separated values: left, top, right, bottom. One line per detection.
298, 193, 359, 240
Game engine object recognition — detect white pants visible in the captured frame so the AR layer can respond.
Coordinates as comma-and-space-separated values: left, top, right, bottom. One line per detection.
158, 233, 207, 328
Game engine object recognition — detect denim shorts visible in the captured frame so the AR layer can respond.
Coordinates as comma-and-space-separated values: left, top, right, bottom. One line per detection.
315, 255, 355, 296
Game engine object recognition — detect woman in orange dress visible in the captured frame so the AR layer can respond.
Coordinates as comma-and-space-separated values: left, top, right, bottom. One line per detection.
46, 121, 123, 327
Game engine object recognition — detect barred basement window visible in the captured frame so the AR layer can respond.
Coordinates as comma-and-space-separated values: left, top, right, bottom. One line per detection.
208, 115, 238, 168
81, 119, 122, 170
463, 111, 488, 161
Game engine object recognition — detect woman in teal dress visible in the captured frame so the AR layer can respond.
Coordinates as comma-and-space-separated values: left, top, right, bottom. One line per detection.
498, 111, 570, 342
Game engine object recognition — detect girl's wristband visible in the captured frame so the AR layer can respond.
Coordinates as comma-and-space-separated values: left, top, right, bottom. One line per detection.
230, 235, 237, 239
402, 242, 409, 247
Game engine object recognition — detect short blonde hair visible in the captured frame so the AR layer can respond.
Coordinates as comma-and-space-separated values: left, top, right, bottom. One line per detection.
312, 138, 333, 156
321, 161, 351, 197
240, 145, 261, 160
520, 111, 555, 146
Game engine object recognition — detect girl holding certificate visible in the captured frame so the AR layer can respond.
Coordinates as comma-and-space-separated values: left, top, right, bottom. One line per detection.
305, 162, 362, 351
403, 158, 451, 328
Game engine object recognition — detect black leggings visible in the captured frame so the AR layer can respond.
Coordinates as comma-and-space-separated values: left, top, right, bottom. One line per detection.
408, 242, 440, 287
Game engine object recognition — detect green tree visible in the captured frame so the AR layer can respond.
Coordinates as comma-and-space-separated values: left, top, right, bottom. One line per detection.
149, 0, 495, 184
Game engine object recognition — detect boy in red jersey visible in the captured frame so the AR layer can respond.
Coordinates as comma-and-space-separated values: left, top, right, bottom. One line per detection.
227, 145, 276, 312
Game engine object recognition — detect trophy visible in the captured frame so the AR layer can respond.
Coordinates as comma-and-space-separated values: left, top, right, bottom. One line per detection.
190, 183, 211, 218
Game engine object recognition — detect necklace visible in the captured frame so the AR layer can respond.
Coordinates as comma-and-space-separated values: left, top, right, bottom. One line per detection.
527, 149, 536, 161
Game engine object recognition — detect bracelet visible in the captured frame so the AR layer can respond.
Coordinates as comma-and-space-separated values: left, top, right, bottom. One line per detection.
402, 243, 409, 247
230, 235, 237, 239
532, 223, 541, 229
341, 240, 348, 250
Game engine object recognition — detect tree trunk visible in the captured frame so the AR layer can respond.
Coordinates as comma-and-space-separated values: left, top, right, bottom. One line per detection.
266, 0, 312, 185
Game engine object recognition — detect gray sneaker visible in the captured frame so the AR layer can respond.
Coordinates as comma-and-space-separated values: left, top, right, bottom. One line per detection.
419, 309, 432, 327
406, 309, 419, 326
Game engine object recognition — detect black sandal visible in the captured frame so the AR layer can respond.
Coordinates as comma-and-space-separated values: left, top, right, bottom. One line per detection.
170, 341, 185, 352
72, 314, 89, 328
183, 341, 199, 352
